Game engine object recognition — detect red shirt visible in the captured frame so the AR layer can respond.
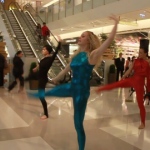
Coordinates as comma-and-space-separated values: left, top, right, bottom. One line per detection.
41, 25, 49, 37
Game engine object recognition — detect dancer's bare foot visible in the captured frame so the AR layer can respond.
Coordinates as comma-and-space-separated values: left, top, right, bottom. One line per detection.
138, 123, 145, 129
40, 115, 48, 120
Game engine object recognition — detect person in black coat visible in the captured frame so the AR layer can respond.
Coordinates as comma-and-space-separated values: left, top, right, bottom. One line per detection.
8, 51, 24, 92
0, 53, 5, 87
32, 43, 60, 120
115, 52, 125, 81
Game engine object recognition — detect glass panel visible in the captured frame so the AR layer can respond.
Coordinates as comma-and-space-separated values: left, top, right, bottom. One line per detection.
53, 2, 59, 14
65, 0, 73, 16
38, 8, 46, 22
105, 0, 119, 4
66, 0, 73, 9
59, 0, 66, 19
74, 0, 82, 6
74, 4, 82, 14
52, 2, 59, 21
66, 8, 73, 17
93, 0, 105, 8
83, 0, 92, 11
47, 6, 53, 22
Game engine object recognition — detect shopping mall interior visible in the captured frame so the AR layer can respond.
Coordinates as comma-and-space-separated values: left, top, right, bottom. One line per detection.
0, 0, 150, 150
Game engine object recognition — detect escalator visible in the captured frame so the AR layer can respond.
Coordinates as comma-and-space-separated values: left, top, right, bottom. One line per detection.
5, 10, 35, 57
22, 7, 70, 80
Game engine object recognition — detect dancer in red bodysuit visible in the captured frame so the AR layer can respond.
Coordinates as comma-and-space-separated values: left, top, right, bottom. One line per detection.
96, 48, 149, 129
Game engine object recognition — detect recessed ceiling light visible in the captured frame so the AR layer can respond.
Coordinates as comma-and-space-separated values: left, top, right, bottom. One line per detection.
140, 13, 145, 17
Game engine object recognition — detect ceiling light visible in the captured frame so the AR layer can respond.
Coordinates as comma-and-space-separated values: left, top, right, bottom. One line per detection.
140, 13, 145, 18
43, 0, 59, 7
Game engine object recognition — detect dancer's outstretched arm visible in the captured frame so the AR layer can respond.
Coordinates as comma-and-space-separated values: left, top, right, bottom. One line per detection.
52, 63, 71, 84
89, 15, 119, 65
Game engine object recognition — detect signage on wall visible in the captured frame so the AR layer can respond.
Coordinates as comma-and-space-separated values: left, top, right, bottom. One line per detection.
0, 0, 4, 3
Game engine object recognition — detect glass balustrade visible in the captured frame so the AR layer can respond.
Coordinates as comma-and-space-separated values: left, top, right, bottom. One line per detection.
43, 0, 120, 22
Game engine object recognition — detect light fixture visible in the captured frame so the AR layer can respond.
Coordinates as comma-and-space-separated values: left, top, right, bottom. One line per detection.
140, 13, 145, 18
43, 0, 59, 7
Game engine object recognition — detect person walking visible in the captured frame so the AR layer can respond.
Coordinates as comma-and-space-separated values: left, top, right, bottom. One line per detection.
29, 15, 119, 150
8, 51, 24, 93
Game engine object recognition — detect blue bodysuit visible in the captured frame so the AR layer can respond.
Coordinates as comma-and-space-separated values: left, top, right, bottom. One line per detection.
31, 52, 94, 150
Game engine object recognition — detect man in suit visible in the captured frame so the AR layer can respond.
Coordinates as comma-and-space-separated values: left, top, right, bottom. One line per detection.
115, 52, 125, 81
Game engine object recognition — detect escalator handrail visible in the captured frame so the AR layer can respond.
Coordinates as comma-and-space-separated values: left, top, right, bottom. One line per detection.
14, 9, 43, 50
11, 9, 39, 60
23, 3, 60, 46
23, 3, 43, 25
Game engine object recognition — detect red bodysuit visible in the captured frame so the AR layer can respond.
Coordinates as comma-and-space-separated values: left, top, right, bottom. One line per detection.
97, 58, 149, 126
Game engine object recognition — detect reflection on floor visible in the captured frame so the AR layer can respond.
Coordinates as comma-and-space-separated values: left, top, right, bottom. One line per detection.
0, 86, 150, 150
0, 137, 54, 150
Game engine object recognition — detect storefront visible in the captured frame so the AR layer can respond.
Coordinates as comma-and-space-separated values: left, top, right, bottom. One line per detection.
61, 37, 78, 57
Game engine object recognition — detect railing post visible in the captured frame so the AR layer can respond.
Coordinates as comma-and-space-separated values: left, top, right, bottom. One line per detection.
72, 0, 74, 15
92, 0, 93, 9
45, 7, 48, 23
52, 4, 54, 21
81, 0, 83, 12
58, 0, 60, 20
65, 0, 66, 17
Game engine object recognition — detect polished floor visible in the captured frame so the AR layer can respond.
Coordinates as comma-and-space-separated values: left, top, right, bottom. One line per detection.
0, 83, 150, 150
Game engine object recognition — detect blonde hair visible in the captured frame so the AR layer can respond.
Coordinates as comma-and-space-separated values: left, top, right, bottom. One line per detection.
70, 31, 102, 68
86, 31, 101, 53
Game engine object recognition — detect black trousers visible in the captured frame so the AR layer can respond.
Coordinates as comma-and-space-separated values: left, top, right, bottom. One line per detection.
38, 79, 48, 117
8, 75, 24, 91
116, 69, 124, 81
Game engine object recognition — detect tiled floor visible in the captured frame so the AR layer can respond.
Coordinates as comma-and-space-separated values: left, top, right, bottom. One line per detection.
0, 84, 150, 150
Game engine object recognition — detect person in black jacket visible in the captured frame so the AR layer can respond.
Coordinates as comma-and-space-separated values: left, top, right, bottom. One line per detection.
115, 52, 125, 81
0, 53, 5, 87
8, 51, 24, 92
33, 43, 60, 120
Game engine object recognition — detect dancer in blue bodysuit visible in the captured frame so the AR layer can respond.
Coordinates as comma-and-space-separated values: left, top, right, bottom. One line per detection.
29, 15, 119, 150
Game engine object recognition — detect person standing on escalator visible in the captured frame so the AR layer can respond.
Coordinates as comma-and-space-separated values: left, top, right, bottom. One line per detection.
41, 22, 50, 45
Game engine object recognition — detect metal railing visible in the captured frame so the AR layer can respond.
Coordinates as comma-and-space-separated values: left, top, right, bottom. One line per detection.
35, 0, 120, 22
11, 10, 38, 58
